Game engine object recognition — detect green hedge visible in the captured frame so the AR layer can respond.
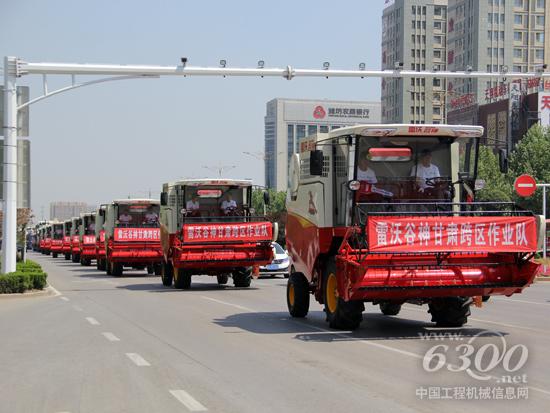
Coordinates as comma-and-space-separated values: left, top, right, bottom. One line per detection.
0, 260, 48, 293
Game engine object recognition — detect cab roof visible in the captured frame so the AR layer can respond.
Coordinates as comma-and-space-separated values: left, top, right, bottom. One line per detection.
326, 124, 484, 140
164, 178, 253, 188
112, 198, 159, 205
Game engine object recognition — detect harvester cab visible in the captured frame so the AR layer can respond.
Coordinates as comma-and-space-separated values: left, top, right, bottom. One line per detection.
50, 222, 64, 258
62, 219, 73, 260
78, 212, 97, 266
95, 204, 107, 271
70, 216, 82, 263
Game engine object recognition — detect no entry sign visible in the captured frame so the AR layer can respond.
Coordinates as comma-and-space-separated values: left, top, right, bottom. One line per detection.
514, 174, 537, 197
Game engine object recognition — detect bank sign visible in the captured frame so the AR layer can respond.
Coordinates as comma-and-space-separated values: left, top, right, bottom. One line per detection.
284, 101, 380, 123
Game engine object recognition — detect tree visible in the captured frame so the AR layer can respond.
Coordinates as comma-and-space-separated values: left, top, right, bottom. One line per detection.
507, 124, 550, 215
252, 189, 287, 245
476, 145, 512, 203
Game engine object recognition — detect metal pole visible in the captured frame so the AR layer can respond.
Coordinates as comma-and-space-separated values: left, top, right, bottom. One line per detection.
2, 56, 18, 273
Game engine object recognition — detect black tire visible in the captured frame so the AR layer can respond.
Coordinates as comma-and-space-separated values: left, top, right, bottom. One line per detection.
154, 264, 162, 276
174, 267, 191, 289
287, 272, 310, 317
106, 259, 112, 275
217, 274, 229, 285
147, 265, 154, 275
52, 252, 58, 258
97, 258, 106, 271
284, 273, 290, 279
64, 253, 71, 261
233, 268, 252, 288
323, 257, 363, 330
161, 262, 173, 286
112, 262, 123, 277
380, 302, 402, 316
482, 296, 490, 302
428, 297, 472, 327
72, 254, 79, 263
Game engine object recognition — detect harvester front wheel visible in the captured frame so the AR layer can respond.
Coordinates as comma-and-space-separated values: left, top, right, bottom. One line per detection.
174, 267, 191, 289
112, 262, 123, 277
379, 302, 402, 316
323, 258, 363, 330
64, 253, 71, 261
287, 272, 310, 318
217, 274, 229, 285
428, 297, 472, 327
161, 262, 173, 286
52, 252, 58, 258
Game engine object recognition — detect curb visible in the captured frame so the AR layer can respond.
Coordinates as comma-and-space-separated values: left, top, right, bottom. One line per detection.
0, 285, 58, 299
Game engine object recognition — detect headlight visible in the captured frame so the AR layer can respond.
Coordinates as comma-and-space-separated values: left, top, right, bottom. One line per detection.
348, 180, 361, 191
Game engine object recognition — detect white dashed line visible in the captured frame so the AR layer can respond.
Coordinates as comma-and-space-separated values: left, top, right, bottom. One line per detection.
200, 296, 254, 312
101, 332, 120, 342
169, 390, 208, 411
85, 317, 100, 326
73, 305, 83, 312
60, 296, 69, 301
125, 353, 150, 366
47, 285, 62, 297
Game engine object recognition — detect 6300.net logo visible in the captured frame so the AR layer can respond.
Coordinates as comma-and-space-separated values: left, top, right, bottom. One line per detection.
422, 331, 528, 382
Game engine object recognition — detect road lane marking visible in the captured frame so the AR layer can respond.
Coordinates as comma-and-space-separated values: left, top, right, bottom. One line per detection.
85, 317, 100, 325
73, 305, 83, 312
126, 353, 150, 366
60, 296, 69, 301
169, 390, 208, 411
492, 297, 550, 306
102, 332, 120, 342
200, 296, 254, 312
48, 284, 62, 297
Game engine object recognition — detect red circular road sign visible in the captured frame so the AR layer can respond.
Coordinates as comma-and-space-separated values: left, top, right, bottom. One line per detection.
514, 174, 537, 197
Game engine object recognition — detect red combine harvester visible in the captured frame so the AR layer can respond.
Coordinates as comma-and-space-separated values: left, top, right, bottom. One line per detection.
62, 219, 73, 260
159, 179, 275, 289
50, 222, 64, 258
286, 124, 545, 329
102, 199, 162, 276
70, 216, 82, 263
79, 212, 96, 266
95, 205, 107, 271
43, 223, 52, 255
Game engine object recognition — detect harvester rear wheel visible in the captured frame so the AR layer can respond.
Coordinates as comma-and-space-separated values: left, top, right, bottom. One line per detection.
112, 262, 123, 277
174, 267, 191, 289
379, 302, 402, 316
233, 268, 252, 288
52, 252, 58, 258
428, 297, 472, 327
217, 274, 229, 285
323, 258, 363, 330
106, 259, 112, 275
64, 253, 71, 261
161, 262, 173, 286
287, 272, 310, 318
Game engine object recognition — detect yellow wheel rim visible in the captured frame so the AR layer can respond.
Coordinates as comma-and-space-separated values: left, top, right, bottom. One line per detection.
288, 283, 295, 307
326, 272, 338, 314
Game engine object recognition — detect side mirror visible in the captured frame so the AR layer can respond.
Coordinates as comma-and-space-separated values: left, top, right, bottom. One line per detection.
263, 191, 270, 206
310, 150, 324, 176
498, 149, 508, 174
160, 192, 168, 206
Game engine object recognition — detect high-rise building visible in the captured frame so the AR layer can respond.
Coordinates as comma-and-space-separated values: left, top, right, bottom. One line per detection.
264, 98, 381, 191
448, 0, 549, 102
381, 0, 449, 124
49, 202, 94, 221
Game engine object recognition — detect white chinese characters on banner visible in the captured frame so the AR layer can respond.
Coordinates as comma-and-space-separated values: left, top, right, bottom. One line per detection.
370, 217, 536, 252
184, 223, 271, 242
115, 228, 161, 241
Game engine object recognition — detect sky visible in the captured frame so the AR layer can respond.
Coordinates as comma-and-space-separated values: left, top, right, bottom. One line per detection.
1, 0, 385, 220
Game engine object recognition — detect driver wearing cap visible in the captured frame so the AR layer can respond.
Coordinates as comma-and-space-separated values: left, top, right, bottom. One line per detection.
410, 149, 440, 191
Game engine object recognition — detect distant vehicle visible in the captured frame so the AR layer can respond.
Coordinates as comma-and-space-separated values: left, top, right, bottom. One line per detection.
62, 219, 73, 260
70, 216, 82, 263
259, 242, 290, 278
50, 222, 64, 258
102, 199, 162, 276
43, 223, 52, 255
159, 178, 275, 289
79, 212, 96, 266
95, 205, 107, 271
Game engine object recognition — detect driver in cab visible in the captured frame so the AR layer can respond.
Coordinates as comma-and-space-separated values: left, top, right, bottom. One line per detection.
357, 151, 377, 183
221, 194, 237, 215
410, 149, 440, 192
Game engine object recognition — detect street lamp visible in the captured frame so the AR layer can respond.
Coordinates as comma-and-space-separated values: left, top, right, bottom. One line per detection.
202, 164, 236, 177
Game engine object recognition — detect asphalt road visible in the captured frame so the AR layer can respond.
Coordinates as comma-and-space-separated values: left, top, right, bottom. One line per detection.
1, 252, 549, 413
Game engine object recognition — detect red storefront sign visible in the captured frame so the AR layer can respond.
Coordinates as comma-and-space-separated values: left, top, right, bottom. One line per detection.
83, 235, 96, 245
367, 216, 537, 253
114, 228, 160, 242
183, 222, 272, 243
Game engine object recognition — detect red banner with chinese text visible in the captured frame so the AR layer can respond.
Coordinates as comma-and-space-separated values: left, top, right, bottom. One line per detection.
183, 222, 272, 243
367, 216, 538, 253
99, 230, 105, 242
114, 228, 160, 242
83, 235, 95, 245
